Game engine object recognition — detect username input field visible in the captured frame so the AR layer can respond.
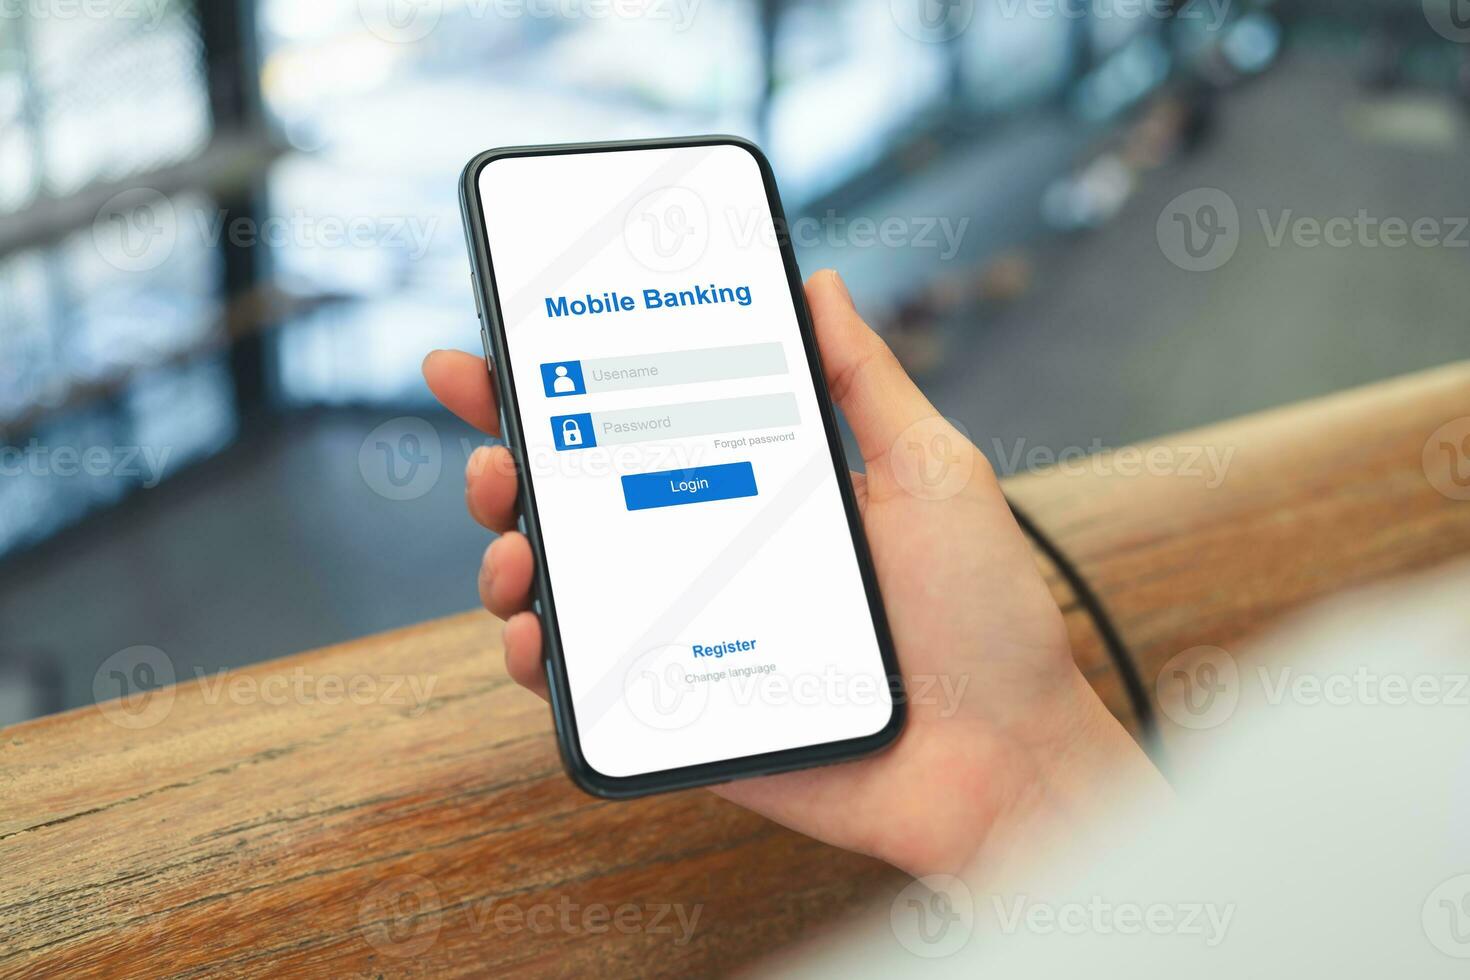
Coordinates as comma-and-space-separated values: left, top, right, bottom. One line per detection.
588, 392, 799, 446
579, 343, 789, 393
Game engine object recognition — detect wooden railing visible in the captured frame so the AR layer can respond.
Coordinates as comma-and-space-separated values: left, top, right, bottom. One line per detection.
3, 363, 1468, 976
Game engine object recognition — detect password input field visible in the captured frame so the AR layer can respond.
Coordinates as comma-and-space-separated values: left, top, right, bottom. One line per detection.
581, 343, 788, 393
593, 393, 799, 445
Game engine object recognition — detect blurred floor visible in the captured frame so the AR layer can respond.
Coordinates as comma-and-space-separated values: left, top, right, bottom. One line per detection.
4, 47, 1469, 716
925, 50, 1470, 461
0, 411, 493, 714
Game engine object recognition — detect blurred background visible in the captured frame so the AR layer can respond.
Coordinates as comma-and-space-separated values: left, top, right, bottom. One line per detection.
2, 0, 1469, 726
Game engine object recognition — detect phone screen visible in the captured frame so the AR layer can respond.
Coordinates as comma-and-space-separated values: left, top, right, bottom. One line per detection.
474, 142, 895, 780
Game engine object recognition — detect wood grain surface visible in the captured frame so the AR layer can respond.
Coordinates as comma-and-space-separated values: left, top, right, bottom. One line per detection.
1005, 360, 1470, 750
3, 362, 1468, 976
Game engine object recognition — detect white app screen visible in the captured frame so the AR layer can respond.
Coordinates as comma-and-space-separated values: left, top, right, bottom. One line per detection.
478, 143, 893, 778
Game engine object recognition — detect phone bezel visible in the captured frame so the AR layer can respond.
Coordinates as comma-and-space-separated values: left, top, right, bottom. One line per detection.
458, 135, 905, 798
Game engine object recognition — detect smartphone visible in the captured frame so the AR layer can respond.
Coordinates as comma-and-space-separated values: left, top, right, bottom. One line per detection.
459, 136, 903, 798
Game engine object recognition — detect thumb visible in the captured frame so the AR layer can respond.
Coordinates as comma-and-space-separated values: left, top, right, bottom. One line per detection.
805, 269, 980, 496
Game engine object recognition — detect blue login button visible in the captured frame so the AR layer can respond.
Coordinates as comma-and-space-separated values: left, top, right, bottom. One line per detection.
622, 462, 758, 511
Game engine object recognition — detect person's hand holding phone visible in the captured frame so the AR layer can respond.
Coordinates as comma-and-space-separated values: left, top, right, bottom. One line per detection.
424, 270, 1167, 878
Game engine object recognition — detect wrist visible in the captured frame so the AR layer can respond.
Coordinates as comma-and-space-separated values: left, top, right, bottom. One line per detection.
880, 672, 1170, 882
974, 673, 1172, 880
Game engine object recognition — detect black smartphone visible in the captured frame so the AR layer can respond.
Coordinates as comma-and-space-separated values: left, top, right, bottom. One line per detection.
459, 136, 903, 798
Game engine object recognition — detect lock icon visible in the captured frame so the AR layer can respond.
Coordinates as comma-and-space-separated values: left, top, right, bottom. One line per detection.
551, 414, 593, 451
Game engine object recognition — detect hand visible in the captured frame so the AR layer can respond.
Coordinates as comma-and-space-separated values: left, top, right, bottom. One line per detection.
423, 269, 1167, 879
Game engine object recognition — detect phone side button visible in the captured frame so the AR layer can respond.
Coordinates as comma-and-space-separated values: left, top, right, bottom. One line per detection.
480, 326, 496, 376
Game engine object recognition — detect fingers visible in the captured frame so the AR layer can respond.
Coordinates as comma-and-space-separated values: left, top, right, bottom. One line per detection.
431, 346, 541, 702
478, 531, 535, 620
502, 612, 549, 700
805, 269, 941, 467
466, 445, 520, 533
431, 351, 520, 531
423, 349, 500, 436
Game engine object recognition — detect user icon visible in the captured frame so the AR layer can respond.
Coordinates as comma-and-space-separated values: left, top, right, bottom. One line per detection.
540, 360, 585, 398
